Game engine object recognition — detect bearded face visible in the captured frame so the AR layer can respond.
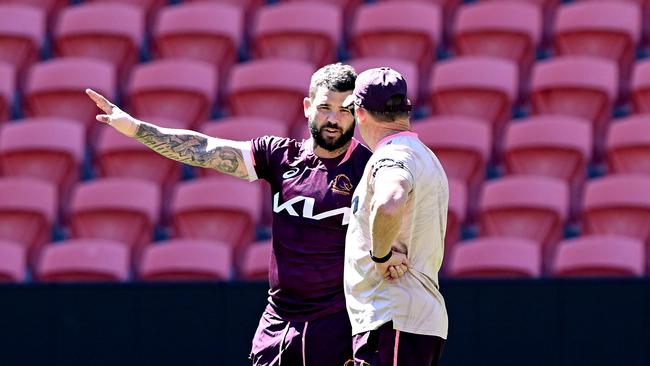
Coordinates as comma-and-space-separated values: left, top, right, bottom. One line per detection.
306, 88, 356, 152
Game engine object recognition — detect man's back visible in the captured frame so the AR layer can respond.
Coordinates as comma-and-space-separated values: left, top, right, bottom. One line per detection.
345, 132, 449, 338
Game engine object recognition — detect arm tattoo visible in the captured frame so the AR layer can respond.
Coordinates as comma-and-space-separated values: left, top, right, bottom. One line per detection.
134, 123, 249, 179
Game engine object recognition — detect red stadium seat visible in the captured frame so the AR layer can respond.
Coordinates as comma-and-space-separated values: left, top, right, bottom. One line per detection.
171, 177, 261, 269
0, 0, 68, 27
0, 62, 14, 123
430, 56, 518, 158
283, 0, 362, 33
0, 240, 25, 282
184, 0, 265, 29
95, 117, 186, 196
153, 2, 243, 83
23, 58, 116, 140
531, 56, 617, 159
87, 0, 167, 28
37, 239, 130, 282
227, 59, 314, 128
0, 178, 56, 266
347, 57, 419, 106
583, 175, 650, 247
200, 117, 289, 226
0, 118, 84, 204
448, 237, 541, 278
478, 0, 558, 45
579, 0, 650, 49
631, 58, 650, 113
200, 117, 290, 177
54, 3, 144, 82
241, 239, 272, 280
552, 235, 645, 277
413, 116, 490, 219
378, 0, 460, 45
201, 117, 290, 147
553, 1, 640, 96
139, 239, 233, 281
69, 178, 160, 255
0, 5, 45, 83
350, 2, 441, 75
480, 175, 568, 272
504, 115, 592, 220
607, 115, 650, 175
252, 3, 341, 67
445, 178, 467, 264
127, 59, 217, 129
453, 1, 541, 93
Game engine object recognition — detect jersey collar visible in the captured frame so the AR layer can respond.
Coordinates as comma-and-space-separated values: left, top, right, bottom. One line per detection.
376, 131, 419, 150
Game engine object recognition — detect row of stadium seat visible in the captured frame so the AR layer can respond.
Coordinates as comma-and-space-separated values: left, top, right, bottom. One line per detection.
0, 237, 271, 282
0, 172, 649, 277
0, 233, 646, 283
2, 110, 649, 217
1, 0, 648, 68
448, 235, 647, 278
1, 0, 650, 91
4, 55, 650, 149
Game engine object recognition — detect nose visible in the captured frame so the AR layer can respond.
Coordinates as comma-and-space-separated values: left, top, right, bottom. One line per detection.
326, 110, 341, 124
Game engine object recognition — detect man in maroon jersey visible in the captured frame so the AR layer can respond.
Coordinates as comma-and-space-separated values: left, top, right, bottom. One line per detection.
86, 63, 389, 365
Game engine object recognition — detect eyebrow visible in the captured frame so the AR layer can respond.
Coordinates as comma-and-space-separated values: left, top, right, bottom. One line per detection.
317, 102, 351, 110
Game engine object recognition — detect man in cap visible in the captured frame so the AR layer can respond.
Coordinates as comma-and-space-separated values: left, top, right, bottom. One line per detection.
342, 67, 449, 366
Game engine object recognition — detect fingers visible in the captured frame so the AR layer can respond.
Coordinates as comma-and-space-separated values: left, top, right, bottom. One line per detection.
389, 266, 398, 279
376, 260, 409, 283
85, 88, 115, 114
393, 265, 406, 279
396, 265, 406, 277
392, 252, 411, 268
384, 271, 397, 283
96, 114, 111, 124
382, 264, 409, 282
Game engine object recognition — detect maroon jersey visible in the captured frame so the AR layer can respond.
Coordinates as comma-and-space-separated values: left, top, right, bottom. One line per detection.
250, 136, 371, 321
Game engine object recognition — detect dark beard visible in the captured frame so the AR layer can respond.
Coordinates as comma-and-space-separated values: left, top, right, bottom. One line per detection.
309, 120, 355, 152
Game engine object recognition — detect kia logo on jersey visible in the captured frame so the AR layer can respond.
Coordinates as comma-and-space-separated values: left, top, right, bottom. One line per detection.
273, 193, 351, 225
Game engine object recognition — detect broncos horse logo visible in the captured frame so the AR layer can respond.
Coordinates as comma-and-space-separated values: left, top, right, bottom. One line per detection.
331, 174, 353, 195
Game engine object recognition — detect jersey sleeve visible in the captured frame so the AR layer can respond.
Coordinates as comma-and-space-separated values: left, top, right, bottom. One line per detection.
369, 144, 416, 191
250, 135, 287, 182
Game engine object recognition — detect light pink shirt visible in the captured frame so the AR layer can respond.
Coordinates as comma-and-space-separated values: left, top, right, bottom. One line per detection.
344, 132, 449, 337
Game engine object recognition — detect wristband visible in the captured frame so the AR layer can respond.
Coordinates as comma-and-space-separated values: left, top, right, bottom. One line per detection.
369, 250, 392, 263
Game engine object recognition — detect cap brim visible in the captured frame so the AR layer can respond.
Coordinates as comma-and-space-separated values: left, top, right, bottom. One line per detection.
341, 94, 356, 109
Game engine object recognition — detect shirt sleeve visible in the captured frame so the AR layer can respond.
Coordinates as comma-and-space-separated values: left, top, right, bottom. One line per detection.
369, 144, 416, 191
250, 135, 287, 182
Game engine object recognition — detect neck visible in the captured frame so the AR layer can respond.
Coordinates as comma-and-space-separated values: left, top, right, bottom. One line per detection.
312, 138, 352, 159
366, 119, 411, 151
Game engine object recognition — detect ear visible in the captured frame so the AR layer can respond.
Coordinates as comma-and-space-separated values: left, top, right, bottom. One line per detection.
303, 97, 312, 118
355, 107, 366, 125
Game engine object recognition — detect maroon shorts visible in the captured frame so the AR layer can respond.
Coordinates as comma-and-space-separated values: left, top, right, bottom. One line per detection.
350, 322, 445, 366
250, 307, 353, 366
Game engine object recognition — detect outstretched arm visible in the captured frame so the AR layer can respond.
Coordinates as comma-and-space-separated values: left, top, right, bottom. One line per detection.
86, 88, 253, 180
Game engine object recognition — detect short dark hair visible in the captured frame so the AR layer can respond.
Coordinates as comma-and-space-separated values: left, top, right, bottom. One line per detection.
308, 63, 356, 98
366, 94, 411, 122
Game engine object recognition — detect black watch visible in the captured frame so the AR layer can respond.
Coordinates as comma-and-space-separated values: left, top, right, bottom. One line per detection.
369, 250, 393, 263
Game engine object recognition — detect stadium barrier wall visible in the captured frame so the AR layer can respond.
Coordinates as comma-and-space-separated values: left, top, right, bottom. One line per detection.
0, 279, 647, 366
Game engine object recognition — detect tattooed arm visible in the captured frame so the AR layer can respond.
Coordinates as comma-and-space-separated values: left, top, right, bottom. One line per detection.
134, 123, 250, 178
86, 88, 253, 180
